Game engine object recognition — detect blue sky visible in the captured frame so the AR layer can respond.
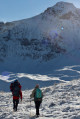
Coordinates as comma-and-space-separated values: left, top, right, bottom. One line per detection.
0, 0, 80, 22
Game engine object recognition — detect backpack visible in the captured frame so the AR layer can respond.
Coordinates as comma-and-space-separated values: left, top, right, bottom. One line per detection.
35, 88, 42, 99
13, 86, 20, 97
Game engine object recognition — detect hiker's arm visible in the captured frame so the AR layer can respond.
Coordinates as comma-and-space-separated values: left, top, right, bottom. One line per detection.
20, 91, 22, 101
30, 89, 35, 98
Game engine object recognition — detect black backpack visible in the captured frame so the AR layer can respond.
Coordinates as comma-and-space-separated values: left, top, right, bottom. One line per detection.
13, 86, 20, 97
13, 81, 20, 97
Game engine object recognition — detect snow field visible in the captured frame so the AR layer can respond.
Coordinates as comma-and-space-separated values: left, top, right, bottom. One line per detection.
0, 79, 80, 119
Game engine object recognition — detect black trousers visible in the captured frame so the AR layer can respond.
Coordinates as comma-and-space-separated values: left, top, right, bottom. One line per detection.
13, 99, 19, 111
35, 101, 42, 116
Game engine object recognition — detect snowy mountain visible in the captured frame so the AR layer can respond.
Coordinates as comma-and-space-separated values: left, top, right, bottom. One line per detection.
1, 79, 80, 119
0, 3, 80, 118
0, 1, 80, 63
0, 2, 80, 91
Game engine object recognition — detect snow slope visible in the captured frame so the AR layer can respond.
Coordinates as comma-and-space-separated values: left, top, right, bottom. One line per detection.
0, 1, 80, 91
0, 78, 80, 119
0, 1, 80, 65
0, 49, 80, 91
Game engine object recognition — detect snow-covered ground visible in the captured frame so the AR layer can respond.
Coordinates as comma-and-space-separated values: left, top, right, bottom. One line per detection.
0, 79, 80, 119
0, 44, 80, 119
0, 49, 80, 91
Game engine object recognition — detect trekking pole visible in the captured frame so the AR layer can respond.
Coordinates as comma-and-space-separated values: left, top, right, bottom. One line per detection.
30, 98, 31, 116
41, 101, 43, 117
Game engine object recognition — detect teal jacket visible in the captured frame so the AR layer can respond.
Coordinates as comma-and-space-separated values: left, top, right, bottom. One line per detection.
30, 87, 43, 102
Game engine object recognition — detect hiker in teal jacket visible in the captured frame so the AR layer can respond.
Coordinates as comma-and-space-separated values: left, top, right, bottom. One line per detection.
30, 84, 43, 117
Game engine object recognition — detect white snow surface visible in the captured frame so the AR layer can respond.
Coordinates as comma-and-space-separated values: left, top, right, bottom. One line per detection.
0, 79, 80, 119
0, 49, 80, 91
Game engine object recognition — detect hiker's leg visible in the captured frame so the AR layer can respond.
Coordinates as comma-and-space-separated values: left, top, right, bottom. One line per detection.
38, 101, 41, 108
37, 104, 39, 115
37, 101, 42, 115
15, 99, 19, 111
13, 100, 16, 110
35, 101, 38, 115
35, 101, 40, 116
38, 101, 41, 115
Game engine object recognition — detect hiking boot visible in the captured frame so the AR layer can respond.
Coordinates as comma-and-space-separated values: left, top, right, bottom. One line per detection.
13, 108, 17, 112
36, 115, 39, 118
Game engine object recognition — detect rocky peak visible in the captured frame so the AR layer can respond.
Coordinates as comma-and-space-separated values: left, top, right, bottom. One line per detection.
44, 2, 76, 16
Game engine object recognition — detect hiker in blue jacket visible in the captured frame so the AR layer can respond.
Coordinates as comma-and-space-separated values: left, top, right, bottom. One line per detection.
30, 84, 43, 117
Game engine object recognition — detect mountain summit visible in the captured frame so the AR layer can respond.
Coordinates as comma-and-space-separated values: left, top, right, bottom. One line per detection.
53, 1, 76, 11
44, 1, 77, 16
0, 2, 80, 72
